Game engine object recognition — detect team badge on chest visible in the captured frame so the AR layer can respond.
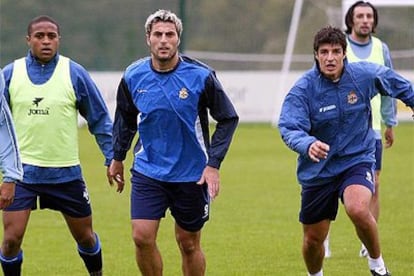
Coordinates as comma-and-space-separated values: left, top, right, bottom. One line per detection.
179, 88, 189, 99
347, 91, 358, 104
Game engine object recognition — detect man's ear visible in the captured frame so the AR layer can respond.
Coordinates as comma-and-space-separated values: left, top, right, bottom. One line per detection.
314, 52, 319, 62
146, 34, 150, 46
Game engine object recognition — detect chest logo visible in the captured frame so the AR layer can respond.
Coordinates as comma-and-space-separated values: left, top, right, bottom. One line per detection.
28, 97, 49, 116
347, 91, 358, 104
179, 87, 189, 99
32, 97, 44, 107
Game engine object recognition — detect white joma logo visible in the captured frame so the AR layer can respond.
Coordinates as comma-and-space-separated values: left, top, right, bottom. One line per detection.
319, 105, 336, 113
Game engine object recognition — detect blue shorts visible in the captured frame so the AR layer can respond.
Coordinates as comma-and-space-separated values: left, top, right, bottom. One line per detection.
299, 163, 375, 224
130, 170, 210, 232
4, 180, 92, 218
374, 139, 382, 170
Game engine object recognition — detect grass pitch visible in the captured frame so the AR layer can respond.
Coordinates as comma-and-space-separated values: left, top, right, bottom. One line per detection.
1, 123, 412, 275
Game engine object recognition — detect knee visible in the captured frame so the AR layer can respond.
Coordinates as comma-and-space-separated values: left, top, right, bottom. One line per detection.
175, 231, 200, 255
76, 232, 97, 249
177, 238, 198, 255
346, 204, 370, 224
303, 232, 324, 249
1, 235, 23, 255
132, 230, 155, 249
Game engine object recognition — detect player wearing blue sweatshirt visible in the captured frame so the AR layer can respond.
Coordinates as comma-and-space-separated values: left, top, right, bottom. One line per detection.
0, 15, 112, 276
278, 26, 414, 276
0, 69, 23, 210
109, 10, 238, 276
324, 1, 399, 259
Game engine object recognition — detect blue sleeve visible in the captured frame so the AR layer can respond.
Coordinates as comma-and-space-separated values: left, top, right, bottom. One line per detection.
382, 43, 393, 69
380, 95, 397, 127
278, 80, 317, 157
374, 65, 414, 108
202, 73, 238, 169
2, 63, 14, 103
380, 42, 397, 127
70, 62, 114, 166
0, 69, 23, 182
112, 77, 139, 161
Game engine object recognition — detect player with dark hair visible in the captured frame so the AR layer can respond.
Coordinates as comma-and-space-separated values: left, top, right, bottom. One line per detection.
109, 9, 238, 275
324, 1, 398, 259
0, 15, 113, 276
278, 25, 414, 276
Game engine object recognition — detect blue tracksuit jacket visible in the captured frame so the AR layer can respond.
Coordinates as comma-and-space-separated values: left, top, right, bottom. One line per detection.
278, 59, 414, 187
113, 55, 238, 182
0, 69, 23, 183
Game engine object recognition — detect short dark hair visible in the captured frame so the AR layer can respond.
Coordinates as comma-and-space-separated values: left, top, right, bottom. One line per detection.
27, 15, 60, 36
313, 26, 347, 53
344, 1, 378, 34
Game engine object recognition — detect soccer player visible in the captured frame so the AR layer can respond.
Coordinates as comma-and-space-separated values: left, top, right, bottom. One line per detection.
278, 26, 414, 276
108, 9, 238, 275
0, 15, 113, 276
0, 69, 23, 210
324, 1, 397, 258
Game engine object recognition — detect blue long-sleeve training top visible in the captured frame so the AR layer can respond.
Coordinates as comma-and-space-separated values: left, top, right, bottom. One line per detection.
113, 55, 238, 182
278, 59, 414, 188
0, 69, 23, 183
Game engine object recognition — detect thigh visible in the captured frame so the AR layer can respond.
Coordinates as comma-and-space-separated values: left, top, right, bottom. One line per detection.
342, 184, 372, 214
300, 184, 339, 225
170, 182, 209, 232
175, 223, 201, 248
131, 219, 160, 245
2, 209, 31, 240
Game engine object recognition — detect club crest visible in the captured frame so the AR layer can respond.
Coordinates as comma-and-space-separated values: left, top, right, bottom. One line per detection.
179, 88, 189, 99
347, 91, 358, 104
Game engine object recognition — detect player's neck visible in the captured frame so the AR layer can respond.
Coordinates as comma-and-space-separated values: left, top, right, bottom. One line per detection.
350, 32, 370, 44
152, 55, 179, 73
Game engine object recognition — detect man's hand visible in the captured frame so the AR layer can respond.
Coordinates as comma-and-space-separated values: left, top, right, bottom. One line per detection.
384, 126, 394, 148
0, 182, 15, 209
197, 166, 220, 200
108, 160, 125, 193
308, 140, 330, 163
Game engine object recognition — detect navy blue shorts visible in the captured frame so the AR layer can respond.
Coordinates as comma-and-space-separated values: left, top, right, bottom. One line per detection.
130, 170, 210, 232
4, 180, 92, 218
374, 139, 382, 170
299, 163, 375, 224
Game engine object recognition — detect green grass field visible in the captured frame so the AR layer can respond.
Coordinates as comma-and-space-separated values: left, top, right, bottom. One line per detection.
1, 123, 413, 275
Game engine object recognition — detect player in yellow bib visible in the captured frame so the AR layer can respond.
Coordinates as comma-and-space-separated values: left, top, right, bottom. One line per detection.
0, 16, 113, 276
